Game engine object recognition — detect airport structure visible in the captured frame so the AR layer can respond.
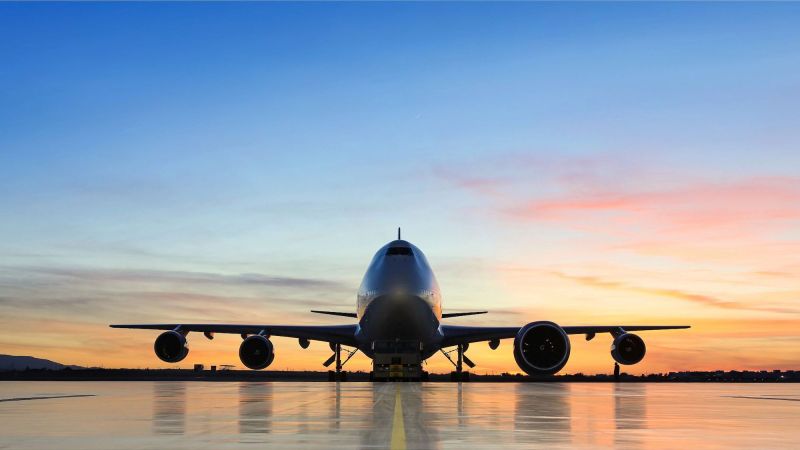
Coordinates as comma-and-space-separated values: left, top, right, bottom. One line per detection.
112, 231, 689, 381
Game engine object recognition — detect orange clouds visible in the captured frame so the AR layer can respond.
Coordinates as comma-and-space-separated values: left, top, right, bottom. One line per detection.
549, 271, 799, 315
0, 264, 358, 370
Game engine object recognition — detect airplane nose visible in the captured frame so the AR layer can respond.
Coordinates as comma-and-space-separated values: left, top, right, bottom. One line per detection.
376, 269, 421, 295
388, 284, 413, 297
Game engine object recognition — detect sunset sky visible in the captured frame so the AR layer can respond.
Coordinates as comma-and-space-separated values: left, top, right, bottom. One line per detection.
1, 3, 799, 375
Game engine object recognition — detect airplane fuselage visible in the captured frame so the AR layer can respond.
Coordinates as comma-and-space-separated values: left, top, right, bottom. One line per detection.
354, 239, 443, 359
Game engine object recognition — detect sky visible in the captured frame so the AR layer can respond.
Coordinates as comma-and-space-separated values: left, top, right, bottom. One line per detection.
1, 2, 799, 375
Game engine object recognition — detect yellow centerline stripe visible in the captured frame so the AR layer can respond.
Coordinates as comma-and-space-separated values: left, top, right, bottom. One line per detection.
390, 384, 407, 450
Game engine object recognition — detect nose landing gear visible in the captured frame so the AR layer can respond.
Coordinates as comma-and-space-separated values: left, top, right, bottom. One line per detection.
370, 340, 425, 381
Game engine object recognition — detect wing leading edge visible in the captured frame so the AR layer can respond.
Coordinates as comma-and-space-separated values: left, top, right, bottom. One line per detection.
310, 310, 358, 318
441, 311, 488, 318
440, 324, 689, 347
109, 323, 359, 346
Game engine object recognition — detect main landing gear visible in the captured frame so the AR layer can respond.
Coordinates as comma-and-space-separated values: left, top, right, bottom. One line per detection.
325, 343, 357, 381
442, 344, 475, 381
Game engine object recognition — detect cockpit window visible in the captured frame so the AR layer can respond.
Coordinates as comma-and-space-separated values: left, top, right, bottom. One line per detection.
386, 247, 413, 256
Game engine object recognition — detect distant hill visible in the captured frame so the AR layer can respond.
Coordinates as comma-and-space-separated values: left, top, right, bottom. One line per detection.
0, 354, 83, 371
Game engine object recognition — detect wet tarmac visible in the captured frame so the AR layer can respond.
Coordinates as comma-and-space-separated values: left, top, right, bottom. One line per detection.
0, 381, 798, 449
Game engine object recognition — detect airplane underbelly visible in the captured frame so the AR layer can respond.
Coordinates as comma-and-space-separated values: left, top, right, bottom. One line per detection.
356, 295, 441, 357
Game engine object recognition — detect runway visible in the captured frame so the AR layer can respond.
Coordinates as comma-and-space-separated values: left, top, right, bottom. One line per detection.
0, 381, 798, 449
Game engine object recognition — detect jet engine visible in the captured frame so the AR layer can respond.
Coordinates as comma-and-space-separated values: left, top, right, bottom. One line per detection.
513, 321, 571, 375
154, 331, 189, 363
611, 333, 646, 365
239, 335, 275, 370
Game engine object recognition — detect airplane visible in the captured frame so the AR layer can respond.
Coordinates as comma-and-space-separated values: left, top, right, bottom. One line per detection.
111, 229, 689, 380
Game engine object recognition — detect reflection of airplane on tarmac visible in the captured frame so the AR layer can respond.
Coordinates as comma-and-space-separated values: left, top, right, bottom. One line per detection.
112, 230, 689, 380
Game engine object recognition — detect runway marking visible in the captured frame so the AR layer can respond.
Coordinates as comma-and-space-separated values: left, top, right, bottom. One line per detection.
0, 394, 95, 403
390, 384, 406, 450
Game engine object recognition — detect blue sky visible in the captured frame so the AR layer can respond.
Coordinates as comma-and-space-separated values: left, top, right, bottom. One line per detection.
1, 3, 799, 372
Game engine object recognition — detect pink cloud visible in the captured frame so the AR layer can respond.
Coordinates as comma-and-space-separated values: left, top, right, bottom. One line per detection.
506, 176, 800, 235
432, 166, 506, 198
438, 155, 800, 269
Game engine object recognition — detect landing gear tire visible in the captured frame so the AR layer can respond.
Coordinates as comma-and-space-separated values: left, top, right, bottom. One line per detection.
450, 371, 470, 382
328, 370, 348, 382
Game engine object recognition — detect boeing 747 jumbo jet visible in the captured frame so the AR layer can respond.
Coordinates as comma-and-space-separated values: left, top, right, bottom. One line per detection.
112, 230, 689, 380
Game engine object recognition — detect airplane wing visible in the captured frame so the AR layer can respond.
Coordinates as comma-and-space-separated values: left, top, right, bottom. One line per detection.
310, 310, 358, 318
441, 311, 488, 318
440, 324, 689, 347
110, 323, 359, 346
440, 325, 520, 346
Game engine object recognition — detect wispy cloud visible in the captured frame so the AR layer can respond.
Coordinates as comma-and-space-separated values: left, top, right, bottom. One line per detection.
549, 271, 800, 315
1, 266, 347, 290
438, 155, 800, 268
505, 176, 800, 238
0, 263, 360, 370
432, 166, 506, 198
0, 264, 355, 333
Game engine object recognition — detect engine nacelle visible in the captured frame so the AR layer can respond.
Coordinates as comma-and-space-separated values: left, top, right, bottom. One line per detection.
513, 321, 571, 375
611, 333, 646, 365
154, 331, 189, 363
239, 335, 275, 370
